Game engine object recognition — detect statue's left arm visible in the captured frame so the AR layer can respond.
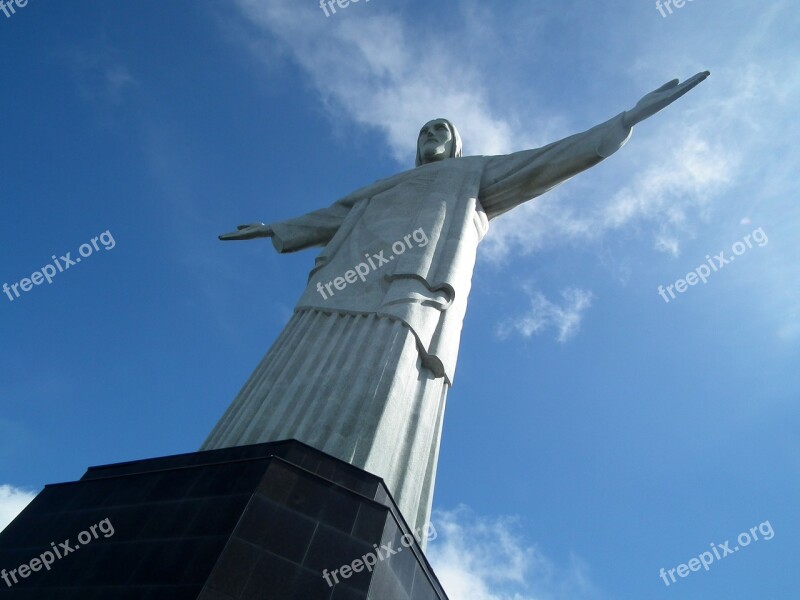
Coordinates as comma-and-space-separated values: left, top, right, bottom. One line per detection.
479, 71, 709, 219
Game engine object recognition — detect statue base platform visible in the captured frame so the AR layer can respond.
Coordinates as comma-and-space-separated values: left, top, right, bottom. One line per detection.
0, 440, 448, 599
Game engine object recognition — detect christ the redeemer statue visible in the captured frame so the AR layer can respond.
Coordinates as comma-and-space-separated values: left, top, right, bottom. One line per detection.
202, 73, 709, 536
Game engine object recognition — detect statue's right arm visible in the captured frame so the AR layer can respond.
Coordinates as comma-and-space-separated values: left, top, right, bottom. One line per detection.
218, 169, 412, 251
267, 196, 357, 253
260, 170, 415, 253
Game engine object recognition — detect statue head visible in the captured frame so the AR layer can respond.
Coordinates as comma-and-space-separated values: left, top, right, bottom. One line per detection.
416, 118, 462, 167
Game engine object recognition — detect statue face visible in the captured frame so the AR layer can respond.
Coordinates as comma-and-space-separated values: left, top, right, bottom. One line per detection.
417, 120, 454, 165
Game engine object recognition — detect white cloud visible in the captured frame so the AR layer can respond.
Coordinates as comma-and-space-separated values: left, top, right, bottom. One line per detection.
481, 130, 735, 264
497, 286, 594, 343
0, 485, 36, 533
61, 43, 139, 104
654, 233, 680, 257
231, 0, 547, 164
427, 506, 602, 600
104, 64, 138, 98
600, 135, 732, 231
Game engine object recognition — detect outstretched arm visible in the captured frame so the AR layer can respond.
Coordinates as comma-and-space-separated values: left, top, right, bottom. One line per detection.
479, 71, 710, 219
217, 196, 354, 253
216, 170, 410, 252
217, 159, 428, 252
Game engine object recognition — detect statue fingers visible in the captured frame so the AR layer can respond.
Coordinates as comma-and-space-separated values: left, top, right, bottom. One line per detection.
682, 71, 710, 89
669, 72, 710, 102
219, 230, 245, 240
653, 78, 680, 93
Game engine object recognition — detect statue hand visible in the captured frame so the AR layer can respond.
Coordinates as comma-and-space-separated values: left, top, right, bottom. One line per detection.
623, 71, 710, 128
218, 223, 273, 241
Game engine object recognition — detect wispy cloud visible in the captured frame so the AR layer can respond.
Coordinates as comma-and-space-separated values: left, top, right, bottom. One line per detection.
427, 506, 602, 600
654, 233, 680, 257
0, 485, 36, 533
497, 285, 594, 343
481, 128, 736, 264
60, 41, 139, 104
230, 0, 548, 164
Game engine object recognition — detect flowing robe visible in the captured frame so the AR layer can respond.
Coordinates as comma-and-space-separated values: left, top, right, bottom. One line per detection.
202, 113, 632, 537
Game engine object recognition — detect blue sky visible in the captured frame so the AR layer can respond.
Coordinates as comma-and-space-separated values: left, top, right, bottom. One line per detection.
1, 0, 798, 598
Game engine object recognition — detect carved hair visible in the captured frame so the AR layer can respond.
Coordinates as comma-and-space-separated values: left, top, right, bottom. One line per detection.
415, 119, 463, 167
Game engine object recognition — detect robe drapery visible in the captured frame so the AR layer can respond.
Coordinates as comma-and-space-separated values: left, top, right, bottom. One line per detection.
202, 113, 632, 537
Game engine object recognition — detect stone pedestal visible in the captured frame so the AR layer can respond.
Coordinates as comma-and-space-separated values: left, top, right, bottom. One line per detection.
0, 440, 449, 599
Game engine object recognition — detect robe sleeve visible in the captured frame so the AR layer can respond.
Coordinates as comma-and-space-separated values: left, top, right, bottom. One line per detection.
269, 197, 356, 253
268, 168, 416, 253
478, 112, 633, 220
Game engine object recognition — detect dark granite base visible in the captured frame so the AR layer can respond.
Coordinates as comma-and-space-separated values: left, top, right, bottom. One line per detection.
0, 440, 449, 600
